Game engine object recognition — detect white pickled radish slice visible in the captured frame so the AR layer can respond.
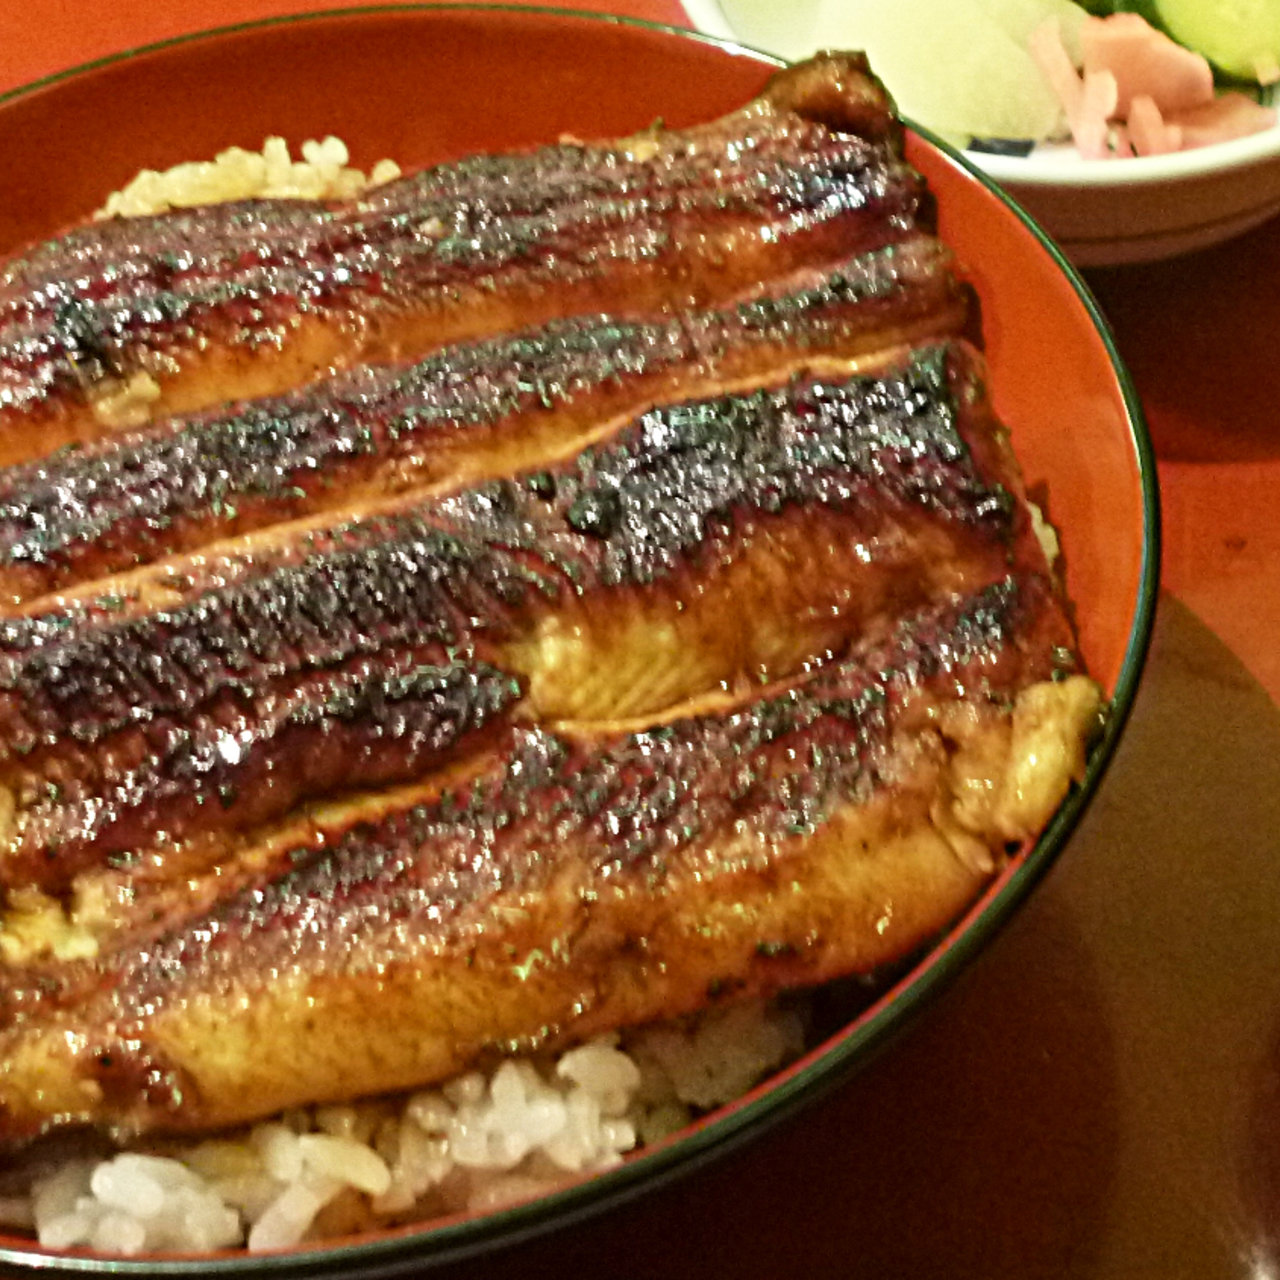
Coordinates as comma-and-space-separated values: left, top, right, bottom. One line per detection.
807, 0, 1065, 142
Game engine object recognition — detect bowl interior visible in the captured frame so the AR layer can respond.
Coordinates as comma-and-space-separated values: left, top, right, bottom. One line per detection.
0, 6, 1156, 1273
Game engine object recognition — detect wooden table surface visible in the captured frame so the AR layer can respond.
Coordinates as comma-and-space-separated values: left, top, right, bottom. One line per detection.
0, 4, 1276, 1277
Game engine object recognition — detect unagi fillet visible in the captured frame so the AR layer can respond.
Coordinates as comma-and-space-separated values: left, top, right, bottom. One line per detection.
0, 54, 928, 467
3, 658, 522, 892
0, 237, 969, 605
0, 343, 1036, 893
0, 577, 1102, 1145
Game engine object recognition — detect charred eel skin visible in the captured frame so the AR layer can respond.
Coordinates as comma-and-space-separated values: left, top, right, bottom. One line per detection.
0, 341, 1034, 893
0, 55, 928, 465
0, 576, 1102, 1145
5, 658, 524, 895
0, 237, 968, 605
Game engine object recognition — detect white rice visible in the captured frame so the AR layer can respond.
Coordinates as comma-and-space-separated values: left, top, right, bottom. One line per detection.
1029, 499, 1061, 566
0, 1000, 804, 1256
95, 135, 401, 219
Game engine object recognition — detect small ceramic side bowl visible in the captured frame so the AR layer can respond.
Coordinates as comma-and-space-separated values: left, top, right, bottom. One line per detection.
976, 105, 1280, 266
684, 0, 1280, 266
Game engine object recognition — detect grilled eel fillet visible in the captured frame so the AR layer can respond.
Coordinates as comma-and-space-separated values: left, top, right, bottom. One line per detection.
0, 54, 927, 465
0, 576, 1102, 1145
0, 342, 1040, 895
0, 237, 969, 605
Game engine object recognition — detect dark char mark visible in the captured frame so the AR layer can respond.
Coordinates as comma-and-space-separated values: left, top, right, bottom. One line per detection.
105, 574, 1070, 1013
8, 659, 523, 890
0, 239, 957, 590
0, 345, 1011, 760
0, 112, 921, 416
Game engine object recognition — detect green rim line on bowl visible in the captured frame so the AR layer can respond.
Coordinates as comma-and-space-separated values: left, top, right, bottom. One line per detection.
0, 9, 1161, 1275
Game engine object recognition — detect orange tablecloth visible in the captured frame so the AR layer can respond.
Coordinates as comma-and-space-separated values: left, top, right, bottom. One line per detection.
0, 6, 1277, 1277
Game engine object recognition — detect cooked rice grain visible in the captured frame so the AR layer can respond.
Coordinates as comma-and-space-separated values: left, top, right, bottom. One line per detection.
4, 1000, 804, 1256
96, 136, 401, 218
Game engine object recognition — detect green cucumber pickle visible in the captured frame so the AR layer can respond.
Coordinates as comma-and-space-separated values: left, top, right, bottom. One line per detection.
1154, 0, 1280, 81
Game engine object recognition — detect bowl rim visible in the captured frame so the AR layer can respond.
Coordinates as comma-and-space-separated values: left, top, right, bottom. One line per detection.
0, 6, 1161, 1276
976, 117, 1280, 189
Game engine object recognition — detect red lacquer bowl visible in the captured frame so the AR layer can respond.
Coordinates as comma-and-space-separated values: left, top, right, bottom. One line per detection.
0, 7, 1158, 1276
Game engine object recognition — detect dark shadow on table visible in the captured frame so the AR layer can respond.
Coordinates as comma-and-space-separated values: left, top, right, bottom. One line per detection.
1248, 1022, 1280, 1270
1061, 593, 1280, 1278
